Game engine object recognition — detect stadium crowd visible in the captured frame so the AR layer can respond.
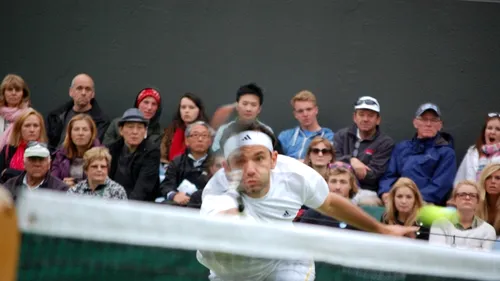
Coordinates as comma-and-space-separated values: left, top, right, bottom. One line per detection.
1, 72, 499, 251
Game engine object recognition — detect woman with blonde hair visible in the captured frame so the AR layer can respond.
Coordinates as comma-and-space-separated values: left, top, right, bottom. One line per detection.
0, 108, 47, 182
303, 136, 335, 178
51, 114, 101, 187
382, 177, 428, 240
430, 180, 496, 250
0, 74, 31, 148
477, 163, 500, 235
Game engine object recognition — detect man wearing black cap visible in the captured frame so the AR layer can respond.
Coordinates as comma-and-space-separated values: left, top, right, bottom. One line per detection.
107, 108, 160, 201
378, 103, 456, 206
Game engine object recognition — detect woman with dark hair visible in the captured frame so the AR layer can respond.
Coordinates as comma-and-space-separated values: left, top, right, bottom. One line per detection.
51, 114, 101, 187
160, 93, 209, 164
455, 113, 500, 184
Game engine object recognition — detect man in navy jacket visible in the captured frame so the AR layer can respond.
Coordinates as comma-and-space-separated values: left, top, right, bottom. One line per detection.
378, 103, 456, 206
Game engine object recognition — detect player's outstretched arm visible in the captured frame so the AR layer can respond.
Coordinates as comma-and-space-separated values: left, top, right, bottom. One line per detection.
316, 193, 419, 236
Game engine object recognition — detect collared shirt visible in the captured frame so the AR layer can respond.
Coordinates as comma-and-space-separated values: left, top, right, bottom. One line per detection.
22, 175, 44, 191
451, 215, 479, 230
68, 177, 127, 200
188, 153, 208, 168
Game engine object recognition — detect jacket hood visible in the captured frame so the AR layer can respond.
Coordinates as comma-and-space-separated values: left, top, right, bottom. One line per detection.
134, 88, 163, 127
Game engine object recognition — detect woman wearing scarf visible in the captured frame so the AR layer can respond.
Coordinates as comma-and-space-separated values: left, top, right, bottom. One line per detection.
455, 113, 500, 185
0, 108, 48, 182
0, 74, 31, 148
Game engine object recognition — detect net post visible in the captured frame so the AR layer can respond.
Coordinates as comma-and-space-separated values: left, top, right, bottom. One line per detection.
0, 191, 19, 281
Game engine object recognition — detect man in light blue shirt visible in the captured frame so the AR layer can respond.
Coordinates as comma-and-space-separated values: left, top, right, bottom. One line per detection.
278, 90, 333, 161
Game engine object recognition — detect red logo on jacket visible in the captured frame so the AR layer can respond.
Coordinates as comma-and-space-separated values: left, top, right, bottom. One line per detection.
365, 149, 374, 155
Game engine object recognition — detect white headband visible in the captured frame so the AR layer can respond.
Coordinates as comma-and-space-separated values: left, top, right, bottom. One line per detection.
223, 130, 274, 159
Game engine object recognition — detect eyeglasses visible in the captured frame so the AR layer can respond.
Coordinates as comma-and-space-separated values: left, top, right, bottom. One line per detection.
311, 148, 332, 155
456, 192, 479, 200
488, 112, 500, 118
416, 117, 441, 124
352, 140, 361, 158
355, 99, 379, 107
188, 134, 210, 139
27, 141, 48, 148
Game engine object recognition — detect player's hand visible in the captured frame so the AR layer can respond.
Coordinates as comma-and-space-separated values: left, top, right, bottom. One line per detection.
210, 103, 237, 130
63, 177, 76, 187
350, 158, 371, 179
380, 224, 420, 237
173, 192, 191, 205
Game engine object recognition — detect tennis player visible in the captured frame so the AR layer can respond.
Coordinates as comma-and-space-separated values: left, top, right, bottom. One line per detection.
197, 121, 418, 281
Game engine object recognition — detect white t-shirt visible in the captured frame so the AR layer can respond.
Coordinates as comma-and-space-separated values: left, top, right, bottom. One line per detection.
197, 155, 329, 280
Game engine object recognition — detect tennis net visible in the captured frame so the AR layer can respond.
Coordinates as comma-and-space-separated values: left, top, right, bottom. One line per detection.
15, 190, 500, 281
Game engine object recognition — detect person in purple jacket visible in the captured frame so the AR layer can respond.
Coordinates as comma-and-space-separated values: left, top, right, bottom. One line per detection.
51, 114, 101, 188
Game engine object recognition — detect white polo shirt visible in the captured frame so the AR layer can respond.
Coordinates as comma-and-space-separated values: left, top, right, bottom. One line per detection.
198, 155, 329, 280
200, 154, 329, 222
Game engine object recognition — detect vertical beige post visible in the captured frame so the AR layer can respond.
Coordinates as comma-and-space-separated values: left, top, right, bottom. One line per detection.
0, 188, 18, 281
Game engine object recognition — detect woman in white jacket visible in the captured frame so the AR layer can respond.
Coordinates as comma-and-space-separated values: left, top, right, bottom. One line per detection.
455, 113, 500, 185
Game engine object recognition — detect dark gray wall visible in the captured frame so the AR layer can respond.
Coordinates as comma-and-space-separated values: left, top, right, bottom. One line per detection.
1, 0, 499, 159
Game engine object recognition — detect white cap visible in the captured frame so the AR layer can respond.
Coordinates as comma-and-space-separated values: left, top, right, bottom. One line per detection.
354, 96, 380, 113
24, 143, 50, 158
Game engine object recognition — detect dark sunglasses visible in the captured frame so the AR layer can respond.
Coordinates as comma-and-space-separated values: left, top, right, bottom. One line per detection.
311, 148, 332, 155
488, 112, 500, 118
355, 99, 378, 106
27, 141, 48, 148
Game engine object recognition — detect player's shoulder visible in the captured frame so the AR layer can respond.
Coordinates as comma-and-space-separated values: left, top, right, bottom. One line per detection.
275, 154, 322, 178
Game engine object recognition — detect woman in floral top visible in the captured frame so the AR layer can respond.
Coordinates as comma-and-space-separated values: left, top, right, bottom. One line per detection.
68, 147, 126, 199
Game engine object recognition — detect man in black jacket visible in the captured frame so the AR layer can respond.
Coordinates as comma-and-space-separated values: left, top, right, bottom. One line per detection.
2, 142, 68, 201
160, 121, 213, 208
107, 108, 160, 201
46, 73, 109, 152
334, 96, 394, 194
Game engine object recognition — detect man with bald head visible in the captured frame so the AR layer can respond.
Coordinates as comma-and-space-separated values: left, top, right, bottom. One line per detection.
46, 73, 110, 151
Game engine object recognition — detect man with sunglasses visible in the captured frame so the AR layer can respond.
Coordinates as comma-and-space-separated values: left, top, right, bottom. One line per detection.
379, 103, 456, 206
2, 142, 68, 201
334, 96, 394, 195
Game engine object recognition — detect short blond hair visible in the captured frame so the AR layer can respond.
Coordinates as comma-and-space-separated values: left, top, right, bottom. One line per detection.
83, 147, 112, 171
290, 90, 316, 107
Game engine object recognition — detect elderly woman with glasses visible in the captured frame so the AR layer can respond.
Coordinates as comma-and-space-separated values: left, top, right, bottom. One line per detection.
430, 180, 496, 250
68, 147, 127, 199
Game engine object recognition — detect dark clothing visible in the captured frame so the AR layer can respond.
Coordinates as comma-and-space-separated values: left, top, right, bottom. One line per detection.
299, 209, 357, 231
46, 99, 110, 152
334, 125, 394, 192
113, 146, 135, 192
2, 171, 69, 201
0, 145, 23, 183
50, 139, 101, 181
379, 132, 457, 205
381, 213, 430, 241
108, 138, 160, 201
160, 151, 210, 208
